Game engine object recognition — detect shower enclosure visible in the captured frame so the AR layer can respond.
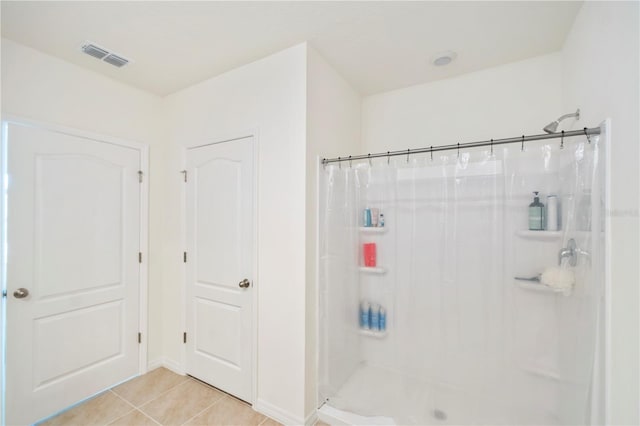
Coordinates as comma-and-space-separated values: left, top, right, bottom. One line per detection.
318, 125, 606, 425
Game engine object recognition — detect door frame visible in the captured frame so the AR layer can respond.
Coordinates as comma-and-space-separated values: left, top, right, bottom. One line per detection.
0, 116, 150, 423
181, 129, 259, 404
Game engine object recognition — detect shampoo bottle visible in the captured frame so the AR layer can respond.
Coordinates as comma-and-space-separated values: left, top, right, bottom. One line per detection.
360, 301, 371, 329
528, 192, 545, 231
370, 304, 380, 331
363, 208, 372, 227
379, 306, 386, 331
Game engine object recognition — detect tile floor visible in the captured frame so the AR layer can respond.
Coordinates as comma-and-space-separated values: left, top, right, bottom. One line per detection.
38, 368, 290, 426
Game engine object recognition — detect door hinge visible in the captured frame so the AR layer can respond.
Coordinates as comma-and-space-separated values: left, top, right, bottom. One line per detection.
183, 252, 187, 263
138, 332, 142, 344
183, 332, 187, 344
139, 252, 142, 263
138, 170, 143, 183
1, 290, 6, 298
180, 170, 187, 183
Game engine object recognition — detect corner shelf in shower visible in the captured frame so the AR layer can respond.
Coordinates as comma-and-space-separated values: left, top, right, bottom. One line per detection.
516, 230, 563, 240
513, 280, 571, 296
359, 266, 387, 274
358, 329, 388, 338
359, 226, 388, 234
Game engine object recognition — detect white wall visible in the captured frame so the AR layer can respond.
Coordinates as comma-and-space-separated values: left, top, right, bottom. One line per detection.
360, 6, 640, 421
0, 38, 166, 366
1, 39, 162, 144
0, 37, 362, 426
162, 43, 309, 423
561, 2, 640, 424
362, 53, 563, 152
305, 46, 361, 416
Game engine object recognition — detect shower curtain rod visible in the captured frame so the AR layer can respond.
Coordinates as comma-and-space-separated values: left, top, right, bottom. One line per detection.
321, 126, 601, 165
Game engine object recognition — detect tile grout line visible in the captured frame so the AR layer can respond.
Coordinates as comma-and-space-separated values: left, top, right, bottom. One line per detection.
103, 408, 136, 426
136, 382, 194, 422
109, 390, 139, 411
106, 390, 161, 426
178, 394, 228, 426
111, 372, 191, 408
134, 408, 162, 426
180, 377, 272, 425
111, 372, 270, 426
143, 411, 163, 426
104, 398, 161, 426
132, 377, 194, 411
43, 371, 189, 426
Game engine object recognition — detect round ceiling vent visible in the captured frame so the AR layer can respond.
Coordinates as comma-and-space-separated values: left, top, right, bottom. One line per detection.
432, 51, 457, 66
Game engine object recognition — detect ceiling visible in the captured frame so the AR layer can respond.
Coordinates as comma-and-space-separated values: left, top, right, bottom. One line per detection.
1, 1, 582, 97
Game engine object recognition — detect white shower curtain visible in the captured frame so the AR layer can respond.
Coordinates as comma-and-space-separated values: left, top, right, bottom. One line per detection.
319, 130, 604, 425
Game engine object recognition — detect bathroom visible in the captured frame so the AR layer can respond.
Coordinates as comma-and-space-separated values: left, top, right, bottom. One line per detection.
0, 1, 638, 425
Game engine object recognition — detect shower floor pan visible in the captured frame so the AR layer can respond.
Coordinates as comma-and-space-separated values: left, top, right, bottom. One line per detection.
318, 363, 559, 425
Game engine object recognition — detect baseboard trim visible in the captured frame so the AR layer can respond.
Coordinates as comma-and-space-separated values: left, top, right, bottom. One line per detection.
254, 399, 311, 426
318, 404, 394, 425
305, 409, 319, 426
146, 357, 185, 376
146, 358, 163, 371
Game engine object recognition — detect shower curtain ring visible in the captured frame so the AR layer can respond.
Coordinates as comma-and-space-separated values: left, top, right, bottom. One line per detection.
457, 143, 460, 158
338, 157, 341, 169
560, 130, 565, 149
490, 139, 493, 156
407, 149, 410, 163
430, 146, 433, 161
349, 155, 352, 168
521, 135, 525, 152
584, 127, 592, 144
387, 151, 390, 165
368, 153, 372, 166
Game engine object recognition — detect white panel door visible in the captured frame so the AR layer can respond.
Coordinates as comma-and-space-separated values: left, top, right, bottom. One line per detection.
4, 122, 141, 425
185, 137, 254, 402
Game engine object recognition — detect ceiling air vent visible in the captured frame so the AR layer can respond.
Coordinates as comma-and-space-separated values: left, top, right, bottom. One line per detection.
80, 41, 131, 68
103, 53, 129, 68
81, 43, 108, 60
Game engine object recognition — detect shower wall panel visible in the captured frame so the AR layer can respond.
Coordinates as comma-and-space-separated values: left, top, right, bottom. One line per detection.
319, 134, 604, 425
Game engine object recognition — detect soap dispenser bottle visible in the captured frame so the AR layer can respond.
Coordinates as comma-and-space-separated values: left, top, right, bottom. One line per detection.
529, 191, 545, 230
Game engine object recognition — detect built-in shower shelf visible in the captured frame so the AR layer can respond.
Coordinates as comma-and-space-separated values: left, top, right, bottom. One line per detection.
516, 230, 563, 240
359, 266, 387, 274
359, 226, 388, 234
358, 329, 388, 338
514, 280, 570, 295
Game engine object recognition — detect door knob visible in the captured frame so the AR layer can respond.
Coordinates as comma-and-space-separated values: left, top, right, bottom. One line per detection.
238, 279, 250, 289
13, 288, 29, 299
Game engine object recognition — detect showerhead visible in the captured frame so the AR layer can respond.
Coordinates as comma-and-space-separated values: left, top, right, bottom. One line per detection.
543, 121, 559, 134
543, 109, 580, 133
